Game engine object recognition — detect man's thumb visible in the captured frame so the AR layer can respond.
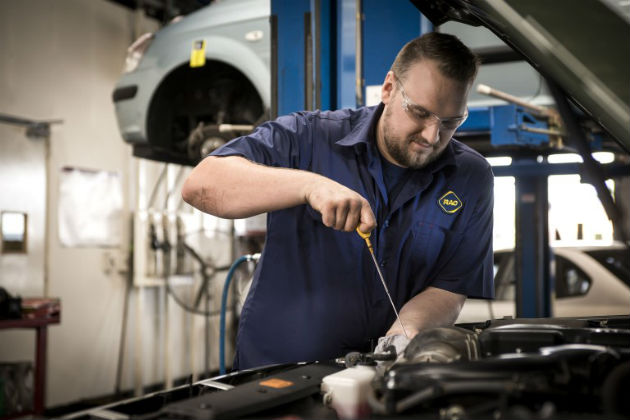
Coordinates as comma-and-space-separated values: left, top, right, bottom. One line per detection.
358, 202, 376, 233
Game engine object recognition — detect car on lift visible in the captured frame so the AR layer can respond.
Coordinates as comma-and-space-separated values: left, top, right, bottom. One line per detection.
112, 0, 270, 165
457, 242, 630, 323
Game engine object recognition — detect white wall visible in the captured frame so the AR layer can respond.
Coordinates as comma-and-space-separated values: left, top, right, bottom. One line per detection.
0, 0, 233, 409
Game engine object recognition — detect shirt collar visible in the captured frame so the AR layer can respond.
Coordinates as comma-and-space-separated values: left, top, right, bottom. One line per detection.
335, 104, 383, 147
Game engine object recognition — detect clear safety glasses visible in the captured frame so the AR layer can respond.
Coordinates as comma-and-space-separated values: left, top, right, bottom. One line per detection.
396, 78, 468, 131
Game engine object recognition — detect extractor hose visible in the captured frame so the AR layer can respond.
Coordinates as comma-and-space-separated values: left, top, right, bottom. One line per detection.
220, 253, 261, 375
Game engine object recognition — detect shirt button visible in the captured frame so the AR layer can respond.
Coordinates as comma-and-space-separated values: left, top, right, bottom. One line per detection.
383, 219, 390, 228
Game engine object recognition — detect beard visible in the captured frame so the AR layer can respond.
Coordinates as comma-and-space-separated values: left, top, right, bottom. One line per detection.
380, 105, 448, 170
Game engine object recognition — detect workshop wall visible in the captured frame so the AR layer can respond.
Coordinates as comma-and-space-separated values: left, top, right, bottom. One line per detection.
0, 0, 230, 409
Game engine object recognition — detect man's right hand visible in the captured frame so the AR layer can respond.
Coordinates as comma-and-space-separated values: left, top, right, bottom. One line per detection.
302, 178, 376, 233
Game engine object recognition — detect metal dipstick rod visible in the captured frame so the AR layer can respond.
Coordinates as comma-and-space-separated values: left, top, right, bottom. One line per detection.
356, 228, 409, 339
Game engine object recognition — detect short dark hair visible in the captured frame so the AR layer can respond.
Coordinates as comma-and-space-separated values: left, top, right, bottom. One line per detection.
391, 32, 480, 83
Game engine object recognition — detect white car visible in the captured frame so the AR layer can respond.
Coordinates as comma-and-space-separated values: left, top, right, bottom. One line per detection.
457, 242, 630, 323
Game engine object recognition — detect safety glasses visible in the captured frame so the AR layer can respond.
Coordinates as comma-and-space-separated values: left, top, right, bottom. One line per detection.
396, 76, 468, 131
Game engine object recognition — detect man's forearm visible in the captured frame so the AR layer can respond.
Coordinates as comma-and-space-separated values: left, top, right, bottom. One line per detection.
387, 286, 466, 337
181, 155, 376, 232
182, 156, 319, 218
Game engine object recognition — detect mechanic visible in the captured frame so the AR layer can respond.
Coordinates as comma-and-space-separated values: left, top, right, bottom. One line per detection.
182, 32, 494, 370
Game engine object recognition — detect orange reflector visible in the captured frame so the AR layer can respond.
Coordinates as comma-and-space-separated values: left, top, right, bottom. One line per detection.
259, 378, 294, 389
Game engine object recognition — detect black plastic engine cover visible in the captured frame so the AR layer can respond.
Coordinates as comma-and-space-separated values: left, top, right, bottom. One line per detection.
161, 363, 340, 420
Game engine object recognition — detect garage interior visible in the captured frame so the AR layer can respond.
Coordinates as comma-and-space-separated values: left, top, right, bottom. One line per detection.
0, 0, 629, 419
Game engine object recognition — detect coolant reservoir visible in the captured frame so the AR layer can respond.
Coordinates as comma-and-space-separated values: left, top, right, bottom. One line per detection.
321, 365, 376, 419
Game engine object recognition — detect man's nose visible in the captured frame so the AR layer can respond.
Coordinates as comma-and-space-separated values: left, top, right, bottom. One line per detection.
421, 122, 440, 145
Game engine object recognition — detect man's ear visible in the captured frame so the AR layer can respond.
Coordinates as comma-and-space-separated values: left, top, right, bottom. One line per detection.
380, 71, 396, 104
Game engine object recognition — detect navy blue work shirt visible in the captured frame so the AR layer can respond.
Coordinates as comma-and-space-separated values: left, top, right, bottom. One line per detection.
211, 104, 494, 370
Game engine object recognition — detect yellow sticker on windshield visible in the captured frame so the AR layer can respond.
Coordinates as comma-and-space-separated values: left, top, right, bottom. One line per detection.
190, 40, 206, 68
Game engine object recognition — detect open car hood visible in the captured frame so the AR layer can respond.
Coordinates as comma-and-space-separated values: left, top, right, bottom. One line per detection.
411, 0, 630, 152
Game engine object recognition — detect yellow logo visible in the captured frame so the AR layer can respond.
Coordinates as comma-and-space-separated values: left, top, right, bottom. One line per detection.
438, 191, 463, 214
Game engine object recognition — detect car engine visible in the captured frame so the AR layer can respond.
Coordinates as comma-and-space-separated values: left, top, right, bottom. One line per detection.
65, 316, 629, 420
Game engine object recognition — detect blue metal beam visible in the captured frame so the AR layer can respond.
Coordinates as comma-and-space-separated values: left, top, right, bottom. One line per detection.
314, 0, 334, 110
272, 0, 311, 116
458, 105, 550, 146
514, 159, 552, 318
336, 0, 357, 109
336, 0, 427, 109
362, 0, 423, 91
459, 107, 491, 133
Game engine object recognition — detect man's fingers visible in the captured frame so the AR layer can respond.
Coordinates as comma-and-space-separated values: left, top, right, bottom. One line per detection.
321, 202, 336, 227
339, 199, 361, 232
335, 201, 350, 230
305, 178, 373, 232
358, 200, 376, 233
343, 201, 361, 232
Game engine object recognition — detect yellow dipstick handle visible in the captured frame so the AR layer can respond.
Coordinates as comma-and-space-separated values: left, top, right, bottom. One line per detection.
356, 227, 373, 252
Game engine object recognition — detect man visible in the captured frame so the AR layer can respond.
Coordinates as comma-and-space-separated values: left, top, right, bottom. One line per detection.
182, 32, 494, 370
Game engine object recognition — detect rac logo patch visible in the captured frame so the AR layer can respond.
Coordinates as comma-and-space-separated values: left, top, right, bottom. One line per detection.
438, 191, 463, 214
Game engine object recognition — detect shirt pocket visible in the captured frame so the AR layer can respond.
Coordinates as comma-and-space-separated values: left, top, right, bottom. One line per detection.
408, 220, 464, 274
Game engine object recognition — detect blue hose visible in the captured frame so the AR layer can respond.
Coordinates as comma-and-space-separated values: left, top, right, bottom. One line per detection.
219, 254, 259, 375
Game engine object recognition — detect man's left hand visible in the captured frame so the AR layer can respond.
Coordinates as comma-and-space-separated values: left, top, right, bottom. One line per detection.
374, 334, 411, 360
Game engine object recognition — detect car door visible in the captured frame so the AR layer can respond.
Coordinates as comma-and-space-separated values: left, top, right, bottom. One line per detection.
552, 247, 630, 317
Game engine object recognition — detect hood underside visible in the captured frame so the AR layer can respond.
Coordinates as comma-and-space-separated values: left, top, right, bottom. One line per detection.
411, 0, 630, 152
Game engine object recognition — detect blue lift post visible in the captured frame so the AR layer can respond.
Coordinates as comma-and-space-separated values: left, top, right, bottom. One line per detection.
348, 0, 429, 108
336, 0, 358, 109
362, 0, 428, 102
313, 0, 334, 111
514, 158, 552, 318
270, 0, 311, 117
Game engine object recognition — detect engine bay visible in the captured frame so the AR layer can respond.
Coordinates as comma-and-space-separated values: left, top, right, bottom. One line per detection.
65, 316, 630, 420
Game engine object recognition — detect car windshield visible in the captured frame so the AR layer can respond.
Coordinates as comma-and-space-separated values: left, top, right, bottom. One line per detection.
584, 248, 630, 288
